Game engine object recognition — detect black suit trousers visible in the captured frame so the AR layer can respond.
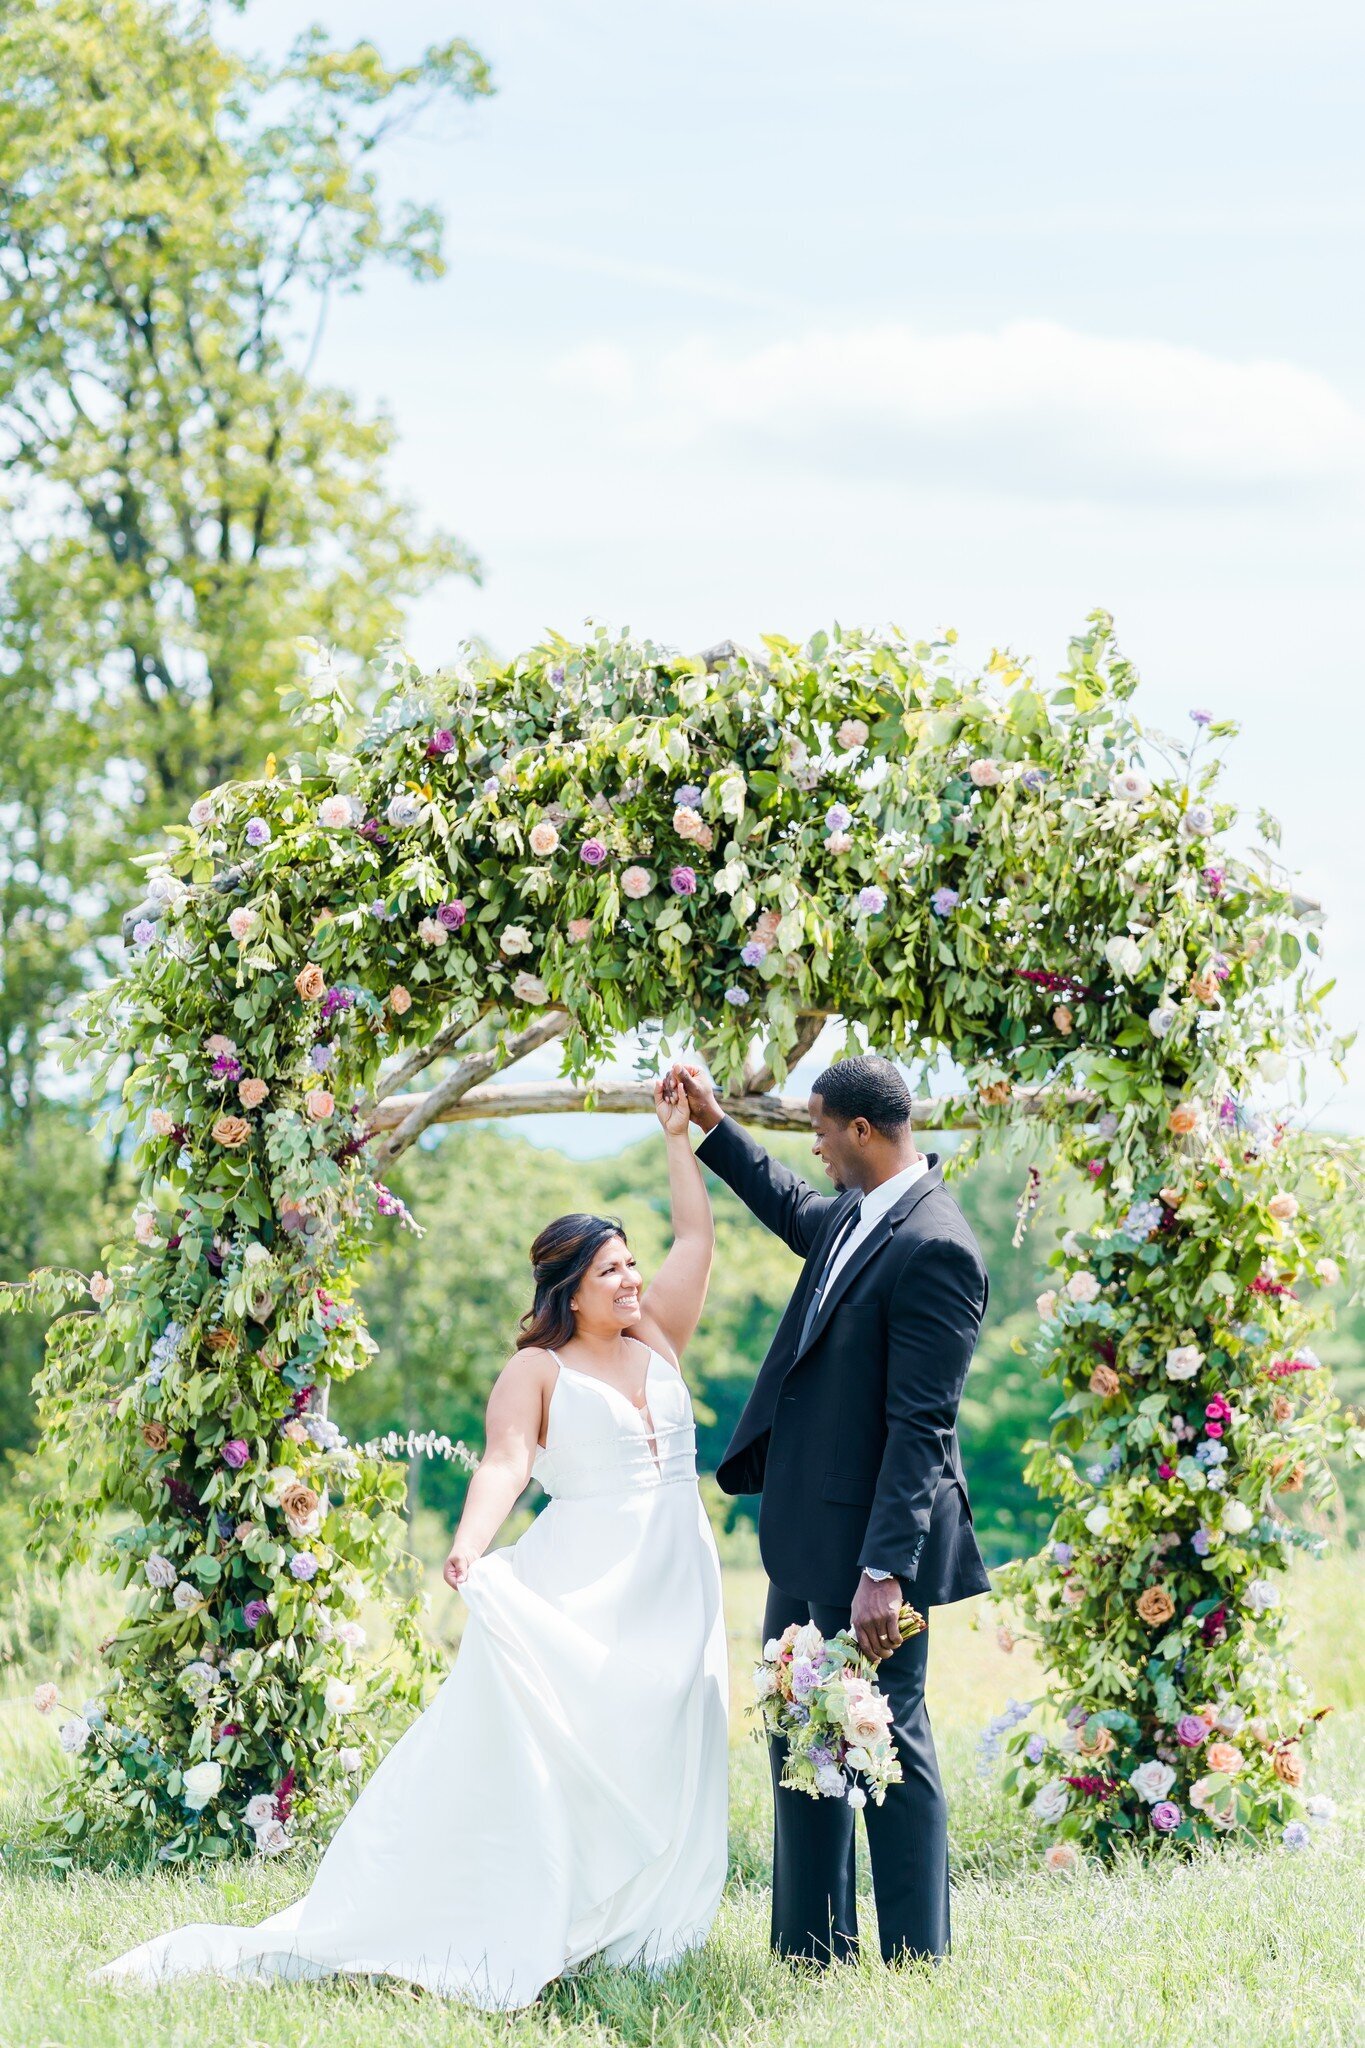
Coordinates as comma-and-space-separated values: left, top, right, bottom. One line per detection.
762, 1581, 949, 1967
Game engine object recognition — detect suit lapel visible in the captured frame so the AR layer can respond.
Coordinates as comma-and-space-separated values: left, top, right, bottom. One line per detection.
792, 1158, 943, 1362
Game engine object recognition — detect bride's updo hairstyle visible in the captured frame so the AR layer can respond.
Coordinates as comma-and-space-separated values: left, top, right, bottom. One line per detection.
518, 1213, 629, 1351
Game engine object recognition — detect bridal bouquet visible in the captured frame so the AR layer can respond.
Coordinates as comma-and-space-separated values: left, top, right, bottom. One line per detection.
750, 1605, 926, 1807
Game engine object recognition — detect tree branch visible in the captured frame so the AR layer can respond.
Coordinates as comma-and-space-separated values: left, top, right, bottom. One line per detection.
742, 1011, 827, 1096
366, 1077, 1098, 1136
369, 1011, 572, 1167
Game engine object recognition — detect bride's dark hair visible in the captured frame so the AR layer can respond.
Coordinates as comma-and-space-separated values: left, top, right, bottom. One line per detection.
518, 1213, 630, 1352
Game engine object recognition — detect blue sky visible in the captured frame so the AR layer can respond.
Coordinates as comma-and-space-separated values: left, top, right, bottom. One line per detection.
250, 2, 1364, 1146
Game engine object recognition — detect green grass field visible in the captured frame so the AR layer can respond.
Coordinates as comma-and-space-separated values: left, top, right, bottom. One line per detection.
2, 1552, 1362, 2048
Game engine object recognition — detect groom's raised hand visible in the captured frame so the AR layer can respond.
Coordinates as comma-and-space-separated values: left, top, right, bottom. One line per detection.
673, 1062, 723, 1135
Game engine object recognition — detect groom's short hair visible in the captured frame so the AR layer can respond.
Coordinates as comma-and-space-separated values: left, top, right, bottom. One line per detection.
811, 1054, 912, 1137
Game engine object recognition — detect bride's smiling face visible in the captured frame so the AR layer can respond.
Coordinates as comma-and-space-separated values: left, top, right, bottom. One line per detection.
570, 1235, 643, 1333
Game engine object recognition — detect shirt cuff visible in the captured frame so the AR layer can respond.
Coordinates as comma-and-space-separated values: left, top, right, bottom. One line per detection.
862, 1567, 896, 1582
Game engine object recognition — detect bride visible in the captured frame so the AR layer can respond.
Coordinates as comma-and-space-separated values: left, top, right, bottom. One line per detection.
96, 1074, 728, 2008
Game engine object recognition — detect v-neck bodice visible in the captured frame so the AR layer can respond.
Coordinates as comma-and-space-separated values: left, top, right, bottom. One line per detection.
532, 1347, 699, 1498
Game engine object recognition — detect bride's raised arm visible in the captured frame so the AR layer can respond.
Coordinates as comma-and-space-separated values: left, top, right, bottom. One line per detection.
637, 1071, 714, 1367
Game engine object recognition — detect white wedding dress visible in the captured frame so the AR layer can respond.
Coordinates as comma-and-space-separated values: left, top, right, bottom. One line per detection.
96, 1345, 729, 2008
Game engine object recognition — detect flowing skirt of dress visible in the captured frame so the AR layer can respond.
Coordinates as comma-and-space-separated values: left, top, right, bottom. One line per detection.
94, 1358, 729, 2009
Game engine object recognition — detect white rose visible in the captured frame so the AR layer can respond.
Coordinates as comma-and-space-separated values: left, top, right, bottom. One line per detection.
253, 1817, 291, 1857
1066, 1271, 1101, 1304
846, 1783, 868, 1810
1033, 1779, 1071, 1823
791, 1622, 824, 1662
1221, 1500, 1253, 1535
512, 971, 549, 1005
1307, 1795, 1336, 1822
499, 924, 533, 956
188, 797, 215, 828
1148, 1003, 1178, 1039
968, 758, 1001, 787
1258, 1051, 1289, 1084
417, 916, 448, 947
182, 1760, 223, 1811
317, 795, 352, 829
753, 1664, 778, 1700
336, 1621, 366, 1652
324, 1676, 358, 1715
1084, 1504, 1110, 1535
1109, 767, 1151, 802
1165, 1345, 1203, 1381
337, 1746, 364, 1775
762, 1637, 782, 1661
1129, 1759, 1176, 1804
58, 1717, 91, 1754
1036, 1290, 1058, 1319
244, 1793, 276, 1829
242, 1240, 270, 1267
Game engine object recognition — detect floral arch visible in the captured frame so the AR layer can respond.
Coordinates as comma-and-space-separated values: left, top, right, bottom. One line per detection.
8, 612, 1354, 1867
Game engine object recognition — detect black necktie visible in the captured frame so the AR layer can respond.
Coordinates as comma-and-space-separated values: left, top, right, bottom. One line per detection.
797, 1198, 863, 1352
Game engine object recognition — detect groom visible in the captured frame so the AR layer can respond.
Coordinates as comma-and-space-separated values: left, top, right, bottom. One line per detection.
675, 1053, 991, 1969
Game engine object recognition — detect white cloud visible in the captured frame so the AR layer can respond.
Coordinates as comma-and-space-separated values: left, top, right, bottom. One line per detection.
552, 319, 1365, 505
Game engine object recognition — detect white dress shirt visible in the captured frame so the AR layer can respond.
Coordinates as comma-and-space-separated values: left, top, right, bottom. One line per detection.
820, 1155, 930, 1300
820, 1154, 931, 1585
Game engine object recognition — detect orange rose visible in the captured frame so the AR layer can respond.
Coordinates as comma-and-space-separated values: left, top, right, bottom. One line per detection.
279, 1480, 320, 1527
141, 1421, 169, 1451
1271, 1392, 1294, 1425
1136, 1585, 1176, 1627
1053, 1005, 1074, 1035
212, 1114, 251, 1148
1205, 1741, 1243, 1776
305, 1088, 335, 1122
1078, 1723, 1116, 1758
1168, 1102, 1201, 1135
388, 985, 412, 1015
1267, 1191, 1299, 1223
1089, 1363, 1120, 1399
294, 963, 326, 1002
204, 1327, 238, 1355
1189, 968, 1221, 1003
1159, 1185, 1184, 1209
238, 1077, 269, 1109
979, 1080, 1012, 1107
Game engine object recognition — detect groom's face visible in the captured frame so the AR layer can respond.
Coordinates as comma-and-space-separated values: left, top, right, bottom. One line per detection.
807, 1095, 867, 1192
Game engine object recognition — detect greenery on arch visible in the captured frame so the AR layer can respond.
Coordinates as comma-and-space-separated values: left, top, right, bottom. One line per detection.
5, 612, 1358, 1868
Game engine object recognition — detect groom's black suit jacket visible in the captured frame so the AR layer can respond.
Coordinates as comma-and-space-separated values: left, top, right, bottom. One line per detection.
700, 1116, 992, 1609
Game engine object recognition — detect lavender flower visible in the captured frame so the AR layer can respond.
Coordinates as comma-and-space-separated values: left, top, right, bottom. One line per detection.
221, 1439, 250, 1470
858, 885, 887, 915
309, 1042, 336, 1072
482, 776, 500, 798
369, 899, 393, 920
1021, 767, 1049, 791
290, 1552, 318, 1582
1192, 1528, 1212, 1556
1189, 708, 1213, 726
438, 899, 467, 930
244, 1599, 269, 1629
1180, 803, 1216, 840
245, 818, 272, 847
1151, 1800, 1183, 1832
580, 838, 608, 867
670, 865, 697, 896
741, 941, 767, 968
1120, 1197, 1164, 1241
931, 886, 959, 918
724, 987, 750, 1007
1052, 1542, 1074, 1568
319, 985, 355, 1023
1282, 1820, 1311, 1852
132, 919, 157, 950
675, 785, 703, 808
1025, 1733, 1047, 1765
825, 803, 853, 833
427, 728, 455, 756
1095, 1113, 1119, 1139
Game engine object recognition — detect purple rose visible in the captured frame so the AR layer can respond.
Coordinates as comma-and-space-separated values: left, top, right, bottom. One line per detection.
724, 987, 749, 1007
426, 728, 455, 756
791, 1657, 821, 1701
132, 918, 157, 950
1150, 1800, 1182, 1833
1189, 708, 1212, 726
1021, 767, 1048, 791
1053, 1542, 1074, 1568
290, 1552, 318, 1582
1025, 1733, 1046, 1764
675, 785, 702, 808
930, 886, 959, 918
1282, 1819, 1311, 1852
1176, 1714, 1209, 1748
244, 1599, 269, 1629
580, 838, 608, 867
221, 1439, 250, 1470
825, 803, 853, 833
245, 818, 271, 847
670, 865, 697, 896
438, 899, 467, 930
809, 1744, 834, 1769
741, 940, 767, 967
858, 886, 886, 915
1192, 1528, 1212, 1556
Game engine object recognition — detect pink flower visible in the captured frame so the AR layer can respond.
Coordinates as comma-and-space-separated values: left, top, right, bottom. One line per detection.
1176, 1713, 1210, 1747
1044, 1842, 1078, 1872
305, 1089, 334, 1121
1150, 1800, 1182, 1833
837, 718, 869, 750
205, 1034, 237, 1059
529, 820, 560, 857
1206, 1395, 1232, 1422
437, 899, 466, 930
826, 831, 852, 854
32, 1682, 59, 1715
427, 728, 455, 756
228, 907, 258, 943
621, 865, 653, 900
222, 1439, 250, 1470
1204, 1419, 1223, 1439
1158, 1462, 1174, 1479
670, 865, 697, 896
567, 917, 594, 943
238, 1077, 269, 1109
317, 794, 353, 830
673, 806, 706, 842
149, 1107, 176, 1137
580, 838, 608, 867
968, 758, 1001, 787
